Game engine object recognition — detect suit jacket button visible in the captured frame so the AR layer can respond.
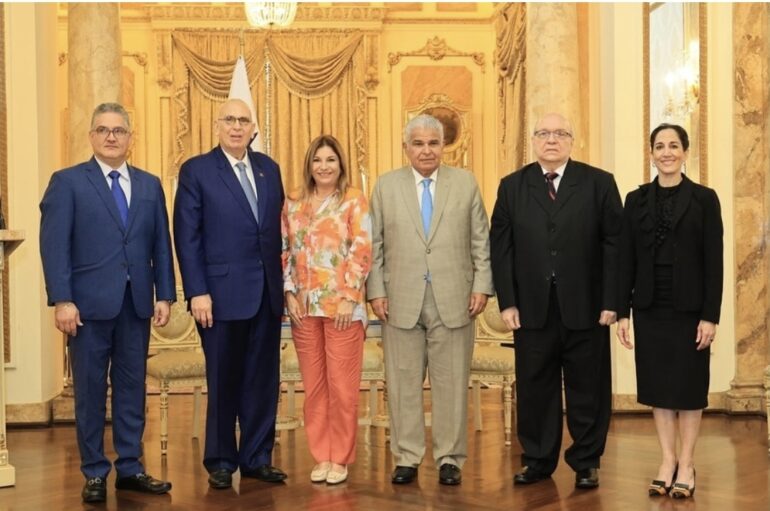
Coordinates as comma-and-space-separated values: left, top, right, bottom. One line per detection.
426, 248, 431, 254
550, 249, 557, 256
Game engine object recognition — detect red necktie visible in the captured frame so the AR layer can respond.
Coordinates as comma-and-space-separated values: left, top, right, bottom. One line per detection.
545, 172, 558, 201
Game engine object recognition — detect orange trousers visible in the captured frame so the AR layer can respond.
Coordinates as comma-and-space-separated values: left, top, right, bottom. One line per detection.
291, 317, 364, 465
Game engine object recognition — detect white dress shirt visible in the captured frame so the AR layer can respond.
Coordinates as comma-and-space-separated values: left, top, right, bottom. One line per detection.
412, 167, 438, 208
540, 161, 568, 192
222, 150, 258, 199
95, 157, 131, 205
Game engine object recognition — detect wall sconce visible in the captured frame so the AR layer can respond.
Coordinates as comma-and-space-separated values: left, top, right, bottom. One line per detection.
244, 1, 298, 28
664, 40, 699, 119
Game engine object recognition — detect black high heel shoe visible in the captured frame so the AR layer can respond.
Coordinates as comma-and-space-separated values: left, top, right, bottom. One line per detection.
670, 467, 695, 499
648, 463, 678, 496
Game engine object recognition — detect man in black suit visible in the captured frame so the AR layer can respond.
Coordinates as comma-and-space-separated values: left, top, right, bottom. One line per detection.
490, 113, 623, 489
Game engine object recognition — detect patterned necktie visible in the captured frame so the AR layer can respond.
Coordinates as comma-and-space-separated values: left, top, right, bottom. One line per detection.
545, 172, 559, 201
235, 161, 259, 222
108, 170, 128, 226
421, 178, 433, 236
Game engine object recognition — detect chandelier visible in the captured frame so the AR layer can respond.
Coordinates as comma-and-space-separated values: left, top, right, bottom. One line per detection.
663, 40, 700, 120
244, 1, 298, 28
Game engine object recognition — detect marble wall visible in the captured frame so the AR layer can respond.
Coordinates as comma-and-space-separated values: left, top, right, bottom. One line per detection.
729, 3, 770, 413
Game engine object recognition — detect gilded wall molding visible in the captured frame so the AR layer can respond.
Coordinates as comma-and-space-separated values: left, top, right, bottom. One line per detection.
387, 36, 485, 72
144, 4, 386, 23
58, 52, 148, 69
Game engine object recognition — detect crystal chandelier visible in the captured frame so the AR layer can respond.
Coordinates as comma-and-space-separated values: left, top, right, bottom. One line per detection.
663, 40, 700, 120
244, 1, 298, 28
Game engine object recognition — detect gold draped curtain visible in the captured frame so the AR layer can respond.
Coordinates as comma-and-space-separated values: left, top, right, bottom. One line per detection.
494, 3, 527, 174
170, 30, 368, 194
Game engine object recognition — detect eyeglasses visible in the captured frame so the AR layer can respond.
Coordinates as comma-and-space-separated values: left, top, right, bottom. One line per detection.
92, 126, 130, 139
218, 116, 253, 127
533, 129, 573, 141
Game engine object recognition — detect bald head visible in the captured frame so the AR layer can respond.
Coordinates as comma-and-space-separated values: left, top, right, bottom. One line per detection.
534, 113, 573, 135
531, 113, 574, 170
218, 98, 251, 118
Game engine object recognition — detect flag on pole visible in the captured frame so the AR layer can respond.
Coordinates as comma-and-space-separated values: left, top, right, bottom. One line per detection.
228, 55, 264, 153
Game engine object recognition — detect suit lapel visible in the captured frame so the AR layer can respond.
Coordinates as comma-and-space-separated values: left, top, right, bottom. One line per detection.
670, 174, 693, 228
552, 160, 581, 216
125, 165, 144, 234
397, 167, 426, 243
427, 166, 450, 245
249, 151, 267, 228
84, 157, 125, 233
525, 164, 551, 215
215, 147, 259, 226
647, 177, 658, 225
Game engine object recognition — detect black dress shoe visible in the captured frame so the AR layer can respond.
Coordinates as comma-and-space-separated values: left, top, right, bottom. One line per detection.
115, 472, 172, 494
241, 465, 288, 483
438, 464, 462, 485
208, 469, 233, 489
391, 466, 418, 484
82, 477, 107, 503
513, 466, 550, 485
575, 468, 599, 489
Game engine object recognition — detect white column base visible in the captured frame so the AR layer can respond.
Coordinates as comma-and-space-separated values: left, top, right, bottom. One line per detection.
0, 460, 16, 487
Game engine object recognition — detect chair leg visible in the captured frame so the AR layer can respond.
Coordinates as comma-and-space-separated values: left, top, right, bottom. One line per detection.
287, 381, 296, 423
368, 380, 377, 424
503, 376, 513, 446
472, 379, 482, 431
159, 380, 169, 456
192, 385, 202, 439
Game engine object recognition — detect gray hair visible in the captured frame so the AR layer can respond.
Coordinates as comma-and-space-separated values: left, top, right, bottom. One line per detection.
403, 114, 444, 144
90, 103, 131, 130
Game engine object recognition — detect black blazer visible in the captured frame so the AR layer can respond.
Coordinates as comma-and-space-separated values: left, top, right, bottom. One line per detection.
490, 159, 623, 330
618, 175, 723, 323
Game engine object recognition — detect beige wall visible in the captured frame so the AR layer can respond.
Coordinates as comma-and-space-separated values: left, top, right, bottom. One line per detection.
1, 2, 758, 415
5, 3, 62, 408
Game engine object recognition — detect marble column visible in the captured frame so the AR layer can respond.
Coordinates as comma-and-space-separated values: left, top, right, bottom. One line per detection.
67, 3, 122, 164
525, 4, 585, 161
729, 3, 769, 413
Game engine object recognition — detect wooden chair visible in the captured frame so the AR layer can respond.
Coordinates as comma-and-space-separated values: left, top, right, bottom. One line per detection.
470, 296, 515, 445
145, 289, 206, 456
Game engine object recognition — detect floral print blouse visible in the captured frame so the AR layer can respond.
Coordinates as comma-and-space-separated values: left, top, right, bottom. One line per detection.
281, 187, 372, 322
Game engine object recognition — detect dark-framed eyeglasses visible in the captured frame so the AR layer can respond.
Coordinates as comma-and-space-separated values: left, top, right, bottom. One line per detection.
92, 126, 130, 139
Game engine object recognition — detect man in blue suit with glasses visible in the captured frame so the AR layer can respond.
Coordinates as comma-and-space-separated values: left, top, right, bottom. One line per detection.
174, 99, 286, 490
40, 102, 176, 503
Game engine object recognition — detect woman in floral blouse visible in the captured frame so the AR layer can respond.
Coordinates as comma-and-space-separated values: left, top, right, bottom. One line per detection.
281, 135, 372, 485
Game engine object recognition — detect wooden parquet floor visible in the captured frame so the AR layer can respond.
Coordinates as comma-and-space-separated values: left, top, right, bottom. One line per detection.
3, 389, 769, 511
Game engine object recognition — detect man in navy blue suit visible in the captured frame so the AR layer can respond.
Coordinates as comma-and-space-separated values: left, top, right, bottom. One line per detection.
173, 99, 286, 489
40, 103, 176, 503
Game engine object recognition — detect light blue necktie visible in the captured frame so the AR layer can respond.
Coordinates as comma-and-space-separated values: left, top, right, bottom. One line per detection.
235, 161, 259, 223
108, 170, 128, 227
421, 178, 433, 236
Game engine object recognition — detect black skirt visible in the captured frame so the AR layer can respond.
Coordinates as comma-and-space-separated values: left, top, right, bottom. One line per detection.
633, 265, 710, 410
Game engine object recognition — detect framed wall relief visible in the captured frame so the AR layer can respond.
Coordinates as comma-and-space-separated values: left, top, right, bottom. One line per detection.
405, 93, 471, 169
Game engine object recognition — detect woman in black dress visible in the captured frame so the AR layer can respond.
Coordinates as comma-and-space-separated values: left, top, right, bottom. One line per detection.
617, 124, 723, 499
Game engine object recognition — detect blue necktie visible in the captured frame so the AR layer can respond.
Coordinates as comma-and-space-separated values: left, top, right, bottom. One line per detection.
235, 162, 259, 223
421, 178, 433, 236
108, 170, 128, 227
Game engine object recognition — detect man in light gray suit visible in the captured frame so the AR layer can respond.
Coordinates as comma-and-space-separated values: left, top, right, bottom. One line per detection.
368, 114, 493, 486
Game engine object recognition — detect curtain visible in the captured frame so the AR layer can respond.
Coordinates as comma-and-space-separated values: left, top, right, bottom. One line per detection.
494, 3, 527, 174
169, 30, 368, 195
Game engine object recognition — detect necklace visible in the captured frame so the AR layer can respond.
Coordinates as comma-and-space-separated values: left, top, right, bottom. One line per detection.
312, 189, 335, 201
